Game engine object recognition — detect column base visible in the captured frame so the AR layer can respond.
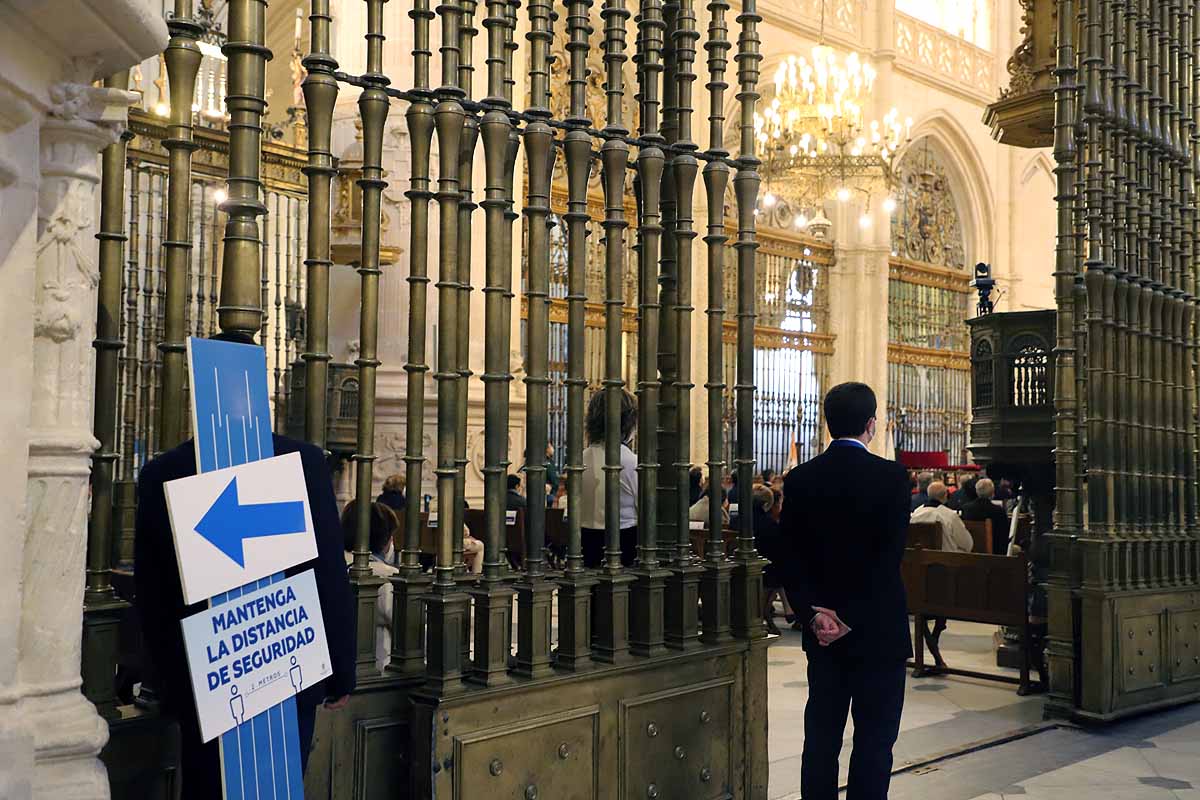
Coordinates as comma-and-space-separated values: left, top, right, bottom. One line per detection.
513, 576, 555, 679
699, 558, 735, 645
592, 570, 635, 664
731, 554, 768, 641
554, 571, 598, 671
81, 597, 128, 721
352, 573, 386, 683
424, 584, 471, 696
664, 562, 704, 650
629, 566, 671, 657
467, 579, 515, 686
25, 688, 110, 800
386, 570, 431, 679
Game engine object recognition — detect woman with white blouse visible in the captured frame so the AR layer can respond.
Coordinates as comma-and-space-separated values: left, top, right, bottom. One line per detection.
579, 389, 639, 567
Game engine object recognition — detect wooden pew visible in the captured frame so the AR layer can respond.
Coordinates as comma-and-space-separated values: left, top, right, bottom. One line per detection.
901, 547, 1033, 694
962, 518, 993, 554
906, 521, 941, 550
687, 525, 739, 558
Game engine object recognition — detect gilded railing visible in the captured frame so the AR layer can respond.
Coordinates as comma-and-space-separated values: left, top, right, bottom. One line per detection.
887, 255, 971, 461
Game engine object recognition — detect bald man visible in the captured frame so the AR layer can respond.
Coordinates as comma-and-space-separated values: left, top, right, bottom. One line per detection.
910, 481, 973, 553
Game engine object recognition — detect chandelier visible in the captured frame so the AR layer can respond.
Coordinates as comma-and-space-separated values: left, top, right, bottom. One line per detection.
753, 3, 911, 234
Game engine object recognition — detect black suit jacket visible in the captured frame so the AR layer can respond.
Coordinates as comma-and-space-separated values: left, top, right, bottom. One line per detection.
781, 442, 913, 661
960, 497, 1010, 555
134, 435, 357, 737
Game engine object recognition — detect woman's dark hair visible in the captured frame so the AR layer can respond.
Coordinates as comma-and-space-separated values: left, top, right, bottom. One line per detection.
585, 388, 637, 446
340, 499, 398, 557
507, 473, 522, 491
824, 382, 877, 439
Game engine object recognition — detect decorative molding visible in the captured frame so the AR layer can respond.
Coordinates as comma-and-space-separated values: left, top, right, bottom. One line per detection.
887, 342, 971, 371
894, 13, 996, 105
888, 257, 971, 294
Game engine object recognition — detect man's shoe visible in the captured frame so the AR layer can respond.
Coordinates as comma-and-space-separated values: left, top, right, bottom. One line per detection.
765, 618, 781, 636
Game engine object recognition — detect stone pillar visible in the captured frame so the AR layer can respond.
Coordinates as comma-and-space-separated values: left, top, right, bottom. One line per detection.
21, 80, 137, 799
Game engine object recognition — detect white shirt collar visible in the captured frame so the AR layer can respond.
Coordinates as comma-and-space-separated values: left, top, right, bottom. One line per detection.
831, 437, 867, 450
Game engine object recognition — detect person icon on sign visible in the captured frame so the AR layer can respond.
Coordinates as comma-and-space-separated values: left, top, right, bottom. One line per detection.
289, 655, 303, 693
229, 685, 245, 726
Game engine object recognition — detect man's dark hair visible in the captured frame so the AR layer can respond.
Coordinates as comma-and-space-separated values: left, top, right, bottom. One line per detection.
585, 388, 637, 445
824, 382, 877, 439
507, 473, 521, 491
761, 468, 775, 484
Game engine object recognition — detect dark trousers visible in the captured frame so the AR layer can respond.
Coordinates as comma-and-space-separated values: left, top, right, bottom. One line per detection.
801, 651, 906, 800
581, 526, 638, 568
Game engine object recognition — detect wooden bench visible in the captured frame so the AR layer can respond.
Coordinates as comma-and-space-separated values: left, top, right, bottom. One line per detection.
963, 518, 993, 554
901, 547, 1034, 694
906, 521, 941, 550
688, 525, 739, 559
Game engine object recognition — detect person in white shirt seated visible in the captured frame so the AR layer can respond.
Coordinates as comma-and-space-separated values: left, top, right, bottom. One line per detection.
689, 477, 730, 528
909, 481, 973, 553
579, 388, 639, 568
340, 500, 400, 675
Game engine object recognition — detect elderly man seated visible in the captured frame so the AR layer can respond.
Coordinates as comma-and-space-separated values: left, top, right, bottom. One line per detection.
959, 477, 1010, 555
910, 481, 973, 553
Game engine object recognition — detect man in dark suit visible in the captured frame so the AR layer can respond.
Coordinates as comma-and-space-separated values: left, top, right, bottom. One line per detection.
959, 477, 1010, 555
135, 432, 357, 799
781, 382, 912, 800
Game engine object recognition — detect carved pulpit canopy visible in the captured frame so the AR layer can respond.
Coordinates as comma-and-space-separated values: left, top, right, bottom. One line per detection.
983, 0, 1055, 148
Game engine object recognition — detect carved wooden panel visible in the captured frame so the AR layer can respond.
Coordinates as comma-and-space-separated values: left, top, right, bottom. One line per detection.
1169, 609, 1200, 684
353, 716, 410, 800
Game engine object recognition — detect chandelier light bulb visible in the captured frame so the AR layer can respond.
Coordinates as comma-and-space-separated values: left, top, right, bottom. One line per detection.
795, 214, 809, 228
859, 213, 872, 229
763, 192, 777, 208
154, 102, 169, 117
214, 188, 228, 204
837, 187, 851, 202
883, 196, 897, 214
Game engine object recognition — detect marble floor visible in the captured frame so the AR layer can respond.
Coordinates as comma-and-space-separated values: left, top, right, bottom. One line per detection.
765, 617, 1200, 800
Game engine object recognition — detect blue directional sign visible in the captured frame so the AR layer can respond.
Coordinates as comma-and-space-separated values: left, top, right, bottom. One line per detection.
187, 337, 305, 800
197, 478, 308, 567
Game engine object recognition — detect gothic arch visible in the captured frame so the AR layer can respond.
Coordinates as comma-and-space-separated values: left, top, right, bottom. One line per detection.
1019, 152, 1055, 187
904, 110, 996, 266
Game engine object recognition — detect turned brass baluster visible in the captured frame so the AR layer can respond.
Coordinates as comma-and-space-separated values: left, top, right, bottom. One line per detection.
158, 0, 202, 452
729, 0, 765, 641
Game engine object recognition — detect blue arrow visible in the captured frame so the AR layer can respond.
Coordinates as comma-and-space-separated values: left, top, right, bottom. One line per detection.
195, 477, 307, 567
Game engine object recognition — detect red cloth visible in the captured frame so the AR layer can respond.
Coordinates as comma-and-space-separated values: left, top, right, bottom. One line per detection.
897, 451, 949, 469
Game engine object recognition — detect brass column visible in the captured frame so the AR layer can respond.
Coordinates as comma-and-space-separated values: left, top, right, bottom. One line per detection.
470, 0, 517, 685
454, 0, 480, 575
349, 0, 391, 684
218, 0, 270, 339
630, 0, 669, 659
393, 0, 436, 678
158, 0, 203, 452
301, 0, 338, 451
664, 0, 702, 650
555, 0, 598, 670
1045, 0, 1082, 717
514, 0, 557, 678
83, 70, 133, 720
427, 0, 470, 694
699, 0, 733, 645
593, 0, 635, 664
729, 0, 765, 640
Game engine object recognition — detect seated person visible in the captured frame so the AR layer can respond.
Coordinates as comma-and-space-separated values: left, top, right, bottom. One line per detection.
378, 473, 407, 513
752, 485, 793, 634
689, 476, 730, 528
910, 470, 933, 511
688, 466, 704, 507
505, 473, 528, 511
910, 481, 973, 553
341, 500, 399, 674
959, 477, 1010, 555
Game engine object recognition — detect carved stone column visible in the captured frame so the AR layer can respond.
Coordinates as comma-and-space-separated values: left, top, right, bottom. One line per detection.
21, 81, 135, 799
